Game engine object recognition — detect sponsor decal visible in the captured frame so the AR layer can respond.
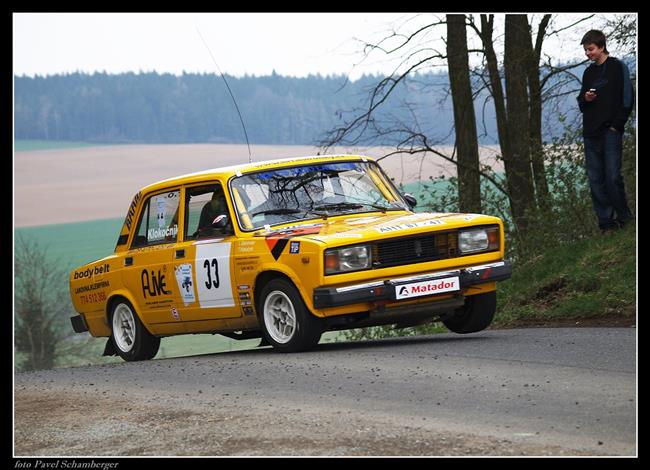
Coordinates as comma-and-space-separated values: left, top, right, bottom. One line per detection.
395, 276, 460, 300
132, 243, 175, 253
290, 241, 300, 254
171, 306, 180, 320
141, 269, 171, 299
264, 225, 322, 260
265, 237, 289, 260
376, 219, 446, 234
345, 217, 382, 225
156, 196, 167, 228
124, 191, 142, 231
174, 263, 196, 306
78, 291, 107, 305
148, 224, 178, 241
242, 306, 255, 316
74, 280, 110, 294
238, 284, 250, 290
146, 299, 173, 308
321, 233, 364, 239
237, 240, 256, 253
236, 258, 259, 273
73, 263, 110, 280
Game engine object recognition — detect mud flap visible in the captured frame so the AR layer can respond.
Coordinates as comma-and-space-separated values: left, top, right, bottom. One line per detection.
103, 337, 118, 356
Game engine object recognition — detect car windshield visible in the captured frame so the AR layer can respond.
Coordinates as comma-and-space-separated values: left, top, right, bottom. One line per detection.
230, 160, 408, 230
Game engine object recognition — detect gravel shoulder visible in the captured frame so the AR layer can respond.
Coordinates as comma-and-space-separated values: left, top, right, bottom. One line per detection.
15, 386, 585, 457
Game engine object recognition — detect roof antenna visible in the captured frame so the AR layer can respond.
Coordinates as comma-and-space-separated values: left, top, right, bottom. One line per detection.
196, 26, 252, 163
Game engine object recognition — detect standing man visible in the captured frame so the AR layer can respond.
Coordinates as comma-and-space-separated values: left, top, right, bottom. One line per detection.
577, 29, 635, 232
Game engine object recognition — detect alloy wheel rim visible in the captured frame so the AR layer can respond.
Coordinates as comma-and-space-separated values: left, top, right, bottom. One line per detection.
113, 304, 136, 352
263, 291, 297, 344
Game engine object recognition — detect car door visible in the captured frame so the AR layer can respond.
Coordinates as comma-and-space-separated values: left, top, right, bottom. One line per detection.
121, 188, 181, 326
170, 182, 240, 324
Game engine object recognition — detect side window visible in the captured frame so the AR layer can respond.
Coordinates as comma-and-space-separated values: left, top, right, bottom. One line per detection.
184, 184, 231, 240
132, 190, 181, 248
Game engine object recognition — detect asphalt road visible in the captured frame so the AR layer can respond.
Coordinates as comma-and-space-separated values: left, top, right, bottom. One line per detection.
14, 327, 636, 456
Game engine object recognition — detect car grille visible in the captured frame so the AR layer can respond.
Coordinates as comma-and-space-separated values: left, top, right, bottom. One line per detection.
372, 232, 458, 268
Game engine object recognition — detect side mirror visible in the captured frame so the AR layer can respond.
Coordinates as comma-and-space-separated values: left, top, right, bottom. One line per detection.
211, 214, 229, 229
403, 193, 417, 209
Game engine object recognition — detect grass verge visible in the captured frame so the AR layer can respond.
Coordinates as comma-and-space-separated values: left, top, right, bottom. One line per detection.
494, 222, 636, 328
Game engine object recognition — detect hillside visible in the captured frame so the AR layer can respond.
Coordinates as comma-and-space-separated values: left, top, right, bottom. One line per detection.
495, 222, 636, 328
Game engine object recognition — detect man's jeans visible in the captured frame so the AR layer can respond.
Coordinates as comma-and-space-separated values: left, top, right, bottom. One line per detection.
584, 129, 632, 229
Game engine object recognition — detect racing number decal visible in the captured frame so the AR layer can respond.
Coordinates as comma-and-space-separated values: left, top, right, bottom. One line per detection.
195, 243, 234, 308
203, 258, 220, 289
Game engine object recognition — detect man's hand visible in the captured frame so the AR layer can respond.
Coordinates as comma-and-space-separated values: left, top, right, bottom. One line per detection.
585, 90, 597, 102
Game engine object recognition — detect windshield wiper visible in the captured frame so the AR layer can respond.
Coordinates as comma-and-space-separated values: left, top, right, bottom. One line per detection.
251, 208, 302, 217
313, 202, 390, 213
313, 202, 364, 212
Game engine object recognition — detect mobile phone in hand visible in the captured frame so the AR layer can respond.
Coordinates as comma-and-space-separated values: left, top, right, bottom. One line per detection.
589, 88, 597, 92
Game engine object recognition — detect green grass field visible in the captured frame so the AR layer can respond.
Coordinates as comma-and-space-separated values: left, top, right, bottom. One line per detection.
15, 217, 125, 270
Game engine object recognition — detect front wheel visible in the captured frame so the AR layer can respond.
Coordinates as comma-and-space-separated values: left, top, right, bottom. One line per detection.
110, 299, 160, 361
442, 291, 496, 334
258, 279, 322, 352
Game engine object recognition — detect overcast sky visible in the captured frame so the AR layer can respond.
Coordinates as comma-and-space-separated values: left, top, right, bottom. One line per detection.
14, 13, 420, 79
13, 13, 620, 80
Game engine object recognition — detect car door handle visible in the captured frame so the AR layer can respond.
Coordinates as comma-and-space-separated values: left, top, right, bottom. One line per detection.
124, 257, 133, 267
176, 249, 185, 259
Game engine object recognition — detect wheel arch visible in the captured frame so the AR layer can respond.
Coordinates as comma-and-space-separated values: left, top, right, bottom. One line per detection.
106, 291, 156, 336
253, 270, 319, 318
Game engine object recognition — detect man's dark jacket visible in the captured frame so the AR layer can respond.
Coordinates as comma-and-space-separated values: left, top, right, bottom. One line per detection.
577, 56, 634, 137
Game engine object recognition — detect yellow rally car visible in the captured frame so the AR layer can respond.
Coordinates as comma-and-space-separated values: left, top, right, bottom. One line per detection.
69, 155, 512, 360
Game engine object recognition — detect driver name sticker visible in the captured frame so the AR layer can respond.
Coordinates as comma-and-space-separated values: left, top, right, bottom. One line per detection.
174, 263, 196, 306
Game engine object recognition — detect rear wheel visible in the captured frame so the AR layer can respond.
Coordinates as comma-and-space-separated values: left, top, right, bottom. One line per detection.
442, 291, 496, 334
110, 299, 160, 361
258, 279, 322, 352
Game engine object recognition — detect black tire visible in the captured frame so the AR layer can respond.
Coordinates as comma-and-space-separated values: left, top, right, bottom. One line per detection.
442, 291, 496, 334
258, 278, 322, 352
109, 299, 160, 361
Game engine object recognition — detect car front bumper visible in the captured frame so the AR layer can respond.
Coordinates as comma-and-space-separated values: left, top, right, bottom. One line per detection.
313, 260, 512, 309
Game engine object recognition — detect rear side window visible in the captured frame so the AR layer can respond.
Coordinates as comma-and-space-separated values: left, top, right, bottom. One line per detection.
132, 190, 181, 248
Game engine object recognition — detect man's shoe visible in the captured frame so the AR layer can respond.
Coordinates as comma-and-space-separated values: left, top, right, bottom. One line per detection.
600, 222, 620, 234
616, 217, 633, 229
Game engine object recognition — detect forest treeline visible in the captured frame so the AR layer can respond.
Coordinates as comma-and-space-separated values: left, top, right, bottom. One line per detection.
14, 70, 577, 146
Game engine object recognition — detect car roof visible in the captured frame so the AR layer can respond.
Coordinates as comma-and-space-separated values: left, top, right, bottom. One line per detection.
139, 154, 376, 194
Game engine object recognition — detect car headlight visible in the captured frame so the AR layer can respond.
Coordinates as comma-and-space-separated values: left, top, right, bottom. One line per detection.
324, 245, 371, 275
458, 226, 500, 254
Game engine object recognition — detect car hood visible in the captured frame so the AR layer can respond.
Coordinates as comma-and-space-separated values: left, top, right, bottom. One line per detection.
256, 211, 501, 244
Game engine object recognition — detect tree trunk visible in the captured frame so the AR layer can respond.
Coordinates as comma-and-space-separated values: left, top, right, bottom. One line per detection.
479, 15, 511, 163
446, 14, 481, 213
503, 14, 537, 235
527, 15, 551, 209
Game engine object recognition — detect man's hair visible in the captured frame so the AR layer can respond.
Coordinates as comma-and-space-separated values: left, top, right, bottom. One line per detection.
581, 29, 608, 53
